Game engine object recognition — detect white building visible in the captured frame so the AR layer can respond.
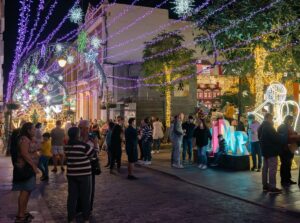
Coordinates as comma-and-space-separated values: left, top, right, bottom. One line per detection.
64, 2, 219, 122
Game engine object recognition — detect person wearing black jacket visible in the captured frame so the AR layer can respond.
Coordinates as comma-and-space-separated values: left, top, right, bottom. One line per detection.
182, 116, 196, 163
258, 113, 284, 194
193, 119, 212, 170
277, 115, 300, 186
110, 116, 124, 173
125, 118, 138, 180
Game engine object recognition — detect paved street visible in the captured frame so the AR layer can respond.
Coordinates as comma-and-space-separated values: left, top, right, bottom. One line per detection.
42, 159, 300, 223
1, 152, 300, 223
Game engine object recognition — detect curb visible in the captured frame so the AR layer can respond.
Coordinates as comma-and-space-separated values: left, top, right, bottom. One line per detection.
136, 163, 300, 217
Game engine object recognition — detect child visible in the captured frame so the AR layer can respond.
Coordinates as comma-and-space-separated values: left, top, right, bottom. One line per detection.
38, 133, 52, 181
211, 134, 227, 166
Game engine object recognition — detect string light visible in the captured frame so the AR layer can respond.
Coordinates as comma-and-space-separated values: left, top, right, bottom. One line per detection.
110, 0, 283, 67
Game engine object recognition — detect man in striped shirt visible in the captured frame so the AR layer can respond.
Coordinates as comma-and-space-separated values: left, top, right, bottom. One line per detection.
64, 127, 95, 223
141, 117, 153, 165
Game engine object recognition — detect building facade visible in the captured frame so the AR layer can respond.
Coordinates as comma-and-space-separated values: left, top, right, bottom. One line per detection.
63, 2, 231, 123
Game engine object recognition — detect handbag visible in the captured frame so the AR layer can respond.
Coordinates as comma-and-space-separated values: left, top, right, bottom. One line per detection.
13, 162, 35, 183
91, 155, 101, 175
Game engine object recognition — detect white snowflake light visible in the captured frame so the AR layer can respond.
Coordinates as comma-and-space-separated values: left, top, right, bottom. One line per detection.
90, 36, 102, 49
70, 7, 83, 24
28, 75, 35, 82
56, 44, 63, 53
41, 74, 50, 83
58, 75, 64, 81
173, 0, 195, 17
67, 55, 75, 64
84, 49, 98, 63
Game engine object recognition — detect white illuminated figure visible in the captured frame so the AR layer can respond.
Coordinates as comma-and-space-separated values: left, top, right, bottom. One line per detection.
250, 82, 300, 130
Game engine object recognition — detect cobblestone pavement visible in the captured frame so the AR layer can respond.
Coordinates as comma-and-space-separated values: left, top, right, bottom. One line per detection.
41, 161, 300, 223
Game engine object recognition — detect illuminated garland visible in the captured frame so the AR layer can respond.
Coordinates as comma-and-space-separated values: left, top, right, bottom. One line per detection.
59, 16, 298, 83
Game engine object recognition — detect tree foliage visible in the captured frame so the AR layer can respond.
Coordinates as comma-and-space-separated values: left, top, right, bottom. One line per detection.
193, 0, 300, 77
218, 78, 255, 113
142, 32, 196, 94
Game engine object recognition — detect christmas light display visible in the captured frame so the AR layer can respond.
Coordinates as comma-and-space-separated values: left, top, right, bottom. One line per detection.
106, 0, 231, 51
250, 83, 300, 130
23, 0, 45, 52
69, 6, 83, 24
40, 44, 46, 57
172, 0, 195, 17
26, 0, 58, 54
90, 36, 102, 49
77, 31, 88, 53
106, 0, 282, 63
37, 0, 80, 47
106, 0, 168, 41
84, 49, 99, 63
55, 43, 63, 53
67, 55, 75, 64
6, 0, 296, 111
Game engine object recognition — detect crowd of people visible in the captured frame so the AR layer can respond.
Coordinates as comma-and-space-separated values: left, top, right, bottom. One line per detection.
9, 116, 166, 223
8, 110, 300, 222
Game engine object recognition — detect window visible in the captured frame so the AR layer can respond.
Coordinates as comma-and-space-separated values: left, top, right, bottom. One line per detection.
197, 90, 203, 99
205, 90, 212, 99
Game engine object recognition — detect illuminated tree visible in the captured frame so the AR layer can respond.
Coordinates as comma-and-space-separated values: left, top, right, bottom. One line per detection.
193, 0, 300, 118
142, 32, 195, 127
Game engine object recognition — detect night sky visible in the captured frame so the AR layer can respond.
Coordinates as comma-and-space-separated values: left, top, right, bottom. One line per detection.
3, 0, 177, 97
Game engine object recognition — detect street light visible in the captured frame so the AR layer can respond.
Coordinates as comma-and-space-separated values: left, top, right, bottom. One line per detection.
58, 57, 67, 68
37, 83, 43, 89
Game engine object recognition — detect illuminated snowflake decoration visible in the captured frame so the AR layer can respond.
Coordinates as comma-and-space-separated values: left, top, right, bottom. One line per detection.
77, 31, 88, 53
172, 0, 195, 17
90, 36, 102, 49
58, 75, 64, 81
67, 55, 75, 64
30, 65, 39, 74
70, 7, 83, 24
41, 74, 50, 83
56, 44, 63, 53
28, 75, 35, 82
84, 49, 98, 63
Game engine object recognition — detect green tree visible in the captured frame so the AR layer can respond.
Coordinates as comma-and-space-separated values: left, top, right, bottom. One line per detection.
218, 78, 255, 113
142, 32, 195, 127
193, 0, 300, 119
